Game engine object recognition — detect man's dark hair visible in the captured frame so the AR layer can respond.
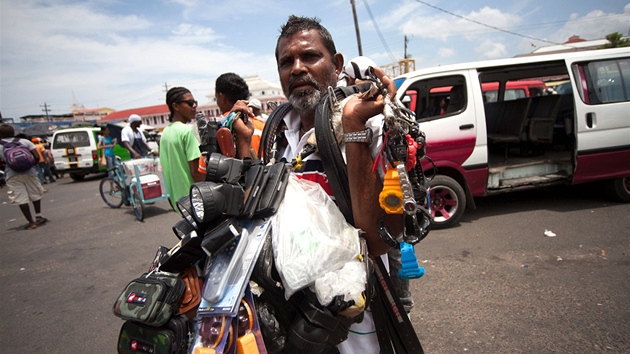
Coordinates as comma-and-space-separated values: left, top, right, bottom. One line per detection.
100, 125, 109, 133
215, 73, 250, 104
166, 87, 192, 122
0, 124, 15, 138
275, 15, 337, 61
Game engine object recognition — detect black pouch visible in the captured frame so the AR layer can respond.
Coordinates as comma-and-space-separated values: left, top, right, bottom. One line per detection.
200, 217, 242, 256
117, 315, 189, 354
159, 231, 208, 274
241, 161, 266, 219
254, 162, 291, 218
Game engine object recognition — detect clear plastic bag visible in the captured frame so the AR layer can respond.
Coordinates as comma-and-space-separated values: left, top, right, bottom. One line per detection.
271, 174, 361, 299
311, 258, 366, 307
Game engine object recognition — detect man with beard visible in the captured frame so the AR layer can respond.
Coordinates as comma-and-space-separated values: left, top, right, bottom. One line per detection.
232, 15, 401, 354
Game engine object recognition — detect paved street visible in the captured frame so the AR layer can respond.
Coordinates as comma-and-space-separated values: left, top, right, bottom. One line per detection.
1, 175, 629, 353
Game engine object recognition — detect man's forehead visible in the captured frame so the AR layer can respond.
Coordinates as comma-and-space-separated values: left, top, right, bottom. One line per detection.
278, 29, 325, 54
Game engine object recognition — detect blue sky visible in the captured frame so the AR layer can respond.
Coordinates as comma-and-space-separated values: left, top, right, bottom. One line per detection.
1, 0, 629, 120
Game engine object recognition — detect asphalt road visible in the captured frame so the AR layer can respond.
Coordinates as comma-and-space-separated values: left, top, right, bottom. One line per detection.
1, 175, 628, 353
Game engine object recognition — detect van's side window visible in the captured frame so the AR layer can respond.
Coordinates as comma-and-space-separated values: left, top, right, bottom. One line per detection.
403, 75, 467, 121
575, 58, 630, 104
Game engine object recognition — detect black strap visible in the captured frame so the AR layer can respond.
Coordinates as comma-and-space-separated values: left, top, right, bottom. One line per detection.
258, 102, 293, 164
314, 94, 354, 225
0, 138, 20, 146
314, 86, 424, 354
372, 255, 424, 353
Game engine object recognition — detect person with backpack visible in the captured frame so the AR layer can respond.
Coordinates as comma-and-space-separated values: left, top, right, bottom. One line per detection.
0, 124, 48, 230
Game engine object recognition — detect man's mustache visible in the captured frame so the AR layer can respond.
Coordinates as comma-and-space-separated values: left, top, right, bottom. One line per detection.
288, 74, 319, 92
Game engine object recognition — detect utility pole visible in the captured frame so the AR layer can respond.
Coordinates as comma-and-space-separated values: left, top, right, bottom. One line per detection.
40, 102, 51, 122
163, 82, 169, 92
350, 0, 363, 56
404, 35, 409, 58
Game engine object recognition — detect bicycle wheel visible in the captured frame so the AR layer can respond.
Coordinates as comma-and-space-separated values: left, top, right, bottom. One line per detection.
132, 191, 144, 221
99, 178, 124, 208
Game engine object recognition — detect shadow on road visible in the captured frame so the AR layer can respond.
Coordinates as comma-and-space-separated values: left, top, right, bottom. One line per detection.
458, 181, 623, 226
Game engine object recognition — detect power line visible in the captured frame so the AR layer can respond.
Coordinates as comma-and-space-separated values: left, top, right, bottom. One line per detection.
413, 0, 571, 47
361, 0, 398, 62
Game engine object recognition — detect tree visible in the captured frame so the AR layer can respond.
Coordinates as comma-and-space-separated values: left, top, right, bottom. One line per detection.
600, 32, 630, 48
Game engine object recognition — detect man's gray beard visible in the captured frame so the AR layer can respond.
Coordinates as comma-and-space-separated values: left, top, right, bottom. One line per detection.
288, 88, 322, 117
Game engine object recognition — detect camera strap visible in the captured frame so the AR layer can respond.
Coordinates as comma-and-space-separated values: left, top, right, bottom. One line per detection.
258, 102, 293, 164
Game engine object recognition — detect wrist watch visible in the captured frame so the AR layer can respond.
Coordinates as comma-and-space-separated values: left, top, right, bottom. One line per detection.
342, 128, 373, 144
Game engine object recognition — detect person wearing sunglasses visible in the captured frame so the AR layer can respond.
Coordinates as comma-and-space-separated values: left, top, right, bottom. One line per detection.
160, 87, 205, 210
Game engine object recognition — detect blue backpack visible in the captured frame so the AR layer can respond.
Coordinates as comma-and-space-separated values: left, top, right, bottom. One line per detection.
0, 138, 37, 172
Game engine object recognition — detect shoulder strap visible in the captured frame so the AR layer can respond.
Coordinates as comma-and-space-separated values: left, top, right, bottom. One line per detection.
0, 138, 22, 146
314, 93, 354, 225
258, 102, 293, 164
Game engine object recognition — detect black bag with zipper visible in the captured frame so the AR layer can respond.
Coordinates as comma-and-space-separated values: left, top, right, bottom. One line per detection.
117, 314, 189, 354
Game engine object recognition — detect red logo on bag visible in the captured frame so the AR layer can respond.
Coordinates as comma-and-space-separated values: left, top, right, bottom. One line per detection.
126, 292, 147, 305
130, 339, 155, 353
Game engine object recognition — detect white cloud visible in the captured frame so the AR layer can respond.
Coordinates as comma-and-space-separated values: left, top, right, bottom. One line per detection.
165, 0, 198, 6
549, 7, 630, 43
399, 6, 522, 41
377, 1, 424, 31
171, 24, 222, 43
0, 0, 278, 116
438, 48, 456, 58
475, 39, 508, 59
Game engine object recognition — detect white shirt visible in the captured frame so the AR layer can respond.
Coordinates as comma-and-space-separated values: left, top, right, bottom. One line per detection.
121, 125, 147, 147
280, 107, 386, 354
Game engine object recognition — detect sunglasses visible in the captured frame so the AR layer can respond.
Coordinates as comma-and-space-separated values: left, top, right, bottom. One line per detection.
179, 99, 198, 107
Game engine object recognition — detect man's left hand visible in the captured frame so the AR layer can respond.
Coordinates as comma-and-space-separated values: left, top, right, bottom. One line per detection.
342, 66, 397, 129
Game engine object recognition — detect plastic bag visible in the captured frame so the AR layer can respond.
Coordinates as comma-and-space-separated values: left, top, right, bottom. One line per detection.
98, 155, 107, 167
311, 258, 366, 307
271, 174, 361, 299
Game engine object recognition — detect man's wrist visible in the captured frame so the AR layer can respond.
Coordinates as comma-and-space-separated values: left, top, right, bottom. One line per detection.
342, 128, 373, 144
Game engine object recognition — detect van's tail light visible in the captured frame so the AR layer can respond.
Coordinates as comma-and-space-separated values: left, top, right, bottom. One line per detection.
92, 150, 98, 160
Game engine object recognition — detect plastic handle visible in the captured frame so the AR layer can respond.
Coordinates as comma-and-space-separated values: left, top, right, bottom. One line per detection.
398, 242, 425, 280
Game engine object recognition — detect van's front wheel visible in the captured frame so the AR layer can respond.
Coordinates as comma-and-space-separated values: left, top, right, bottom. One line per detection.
606, 176, 630, 202
429, 175, 466, 229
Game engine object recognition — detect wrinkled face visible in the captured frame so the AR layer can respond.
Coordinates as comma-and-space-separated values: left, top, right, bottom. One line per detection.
173, 92, 197, 122
276, 29, 341, 115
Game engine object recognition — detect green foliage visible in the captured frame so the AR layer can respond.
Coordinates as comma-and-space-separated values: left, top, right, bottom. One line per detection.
601, 32, 630, 48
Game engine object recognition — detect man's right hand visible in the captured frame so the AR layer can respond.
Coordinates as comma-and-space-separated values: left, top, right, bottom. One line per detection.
229, 101, 255, 159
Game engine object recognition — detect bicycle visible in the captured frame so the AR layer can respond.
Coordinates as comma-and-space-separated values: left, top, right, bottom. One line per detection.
99, 164, 143, 217
99, 158, 168, 221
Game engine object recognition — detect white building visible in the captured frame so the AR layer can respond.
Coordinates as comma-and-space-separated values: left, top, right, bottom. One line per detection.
198, 76, 287, 119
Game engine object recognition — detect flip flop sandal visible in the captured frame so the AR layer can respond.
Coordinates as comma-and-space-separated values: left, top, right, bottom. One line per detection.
25, 223, 37, 230
36, 217, 48, 224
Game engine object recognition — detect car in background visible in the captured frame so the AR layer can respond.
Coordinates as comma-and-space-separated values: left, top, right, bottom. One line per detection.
50, 127, 131, 181
396, 48, 630, 228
